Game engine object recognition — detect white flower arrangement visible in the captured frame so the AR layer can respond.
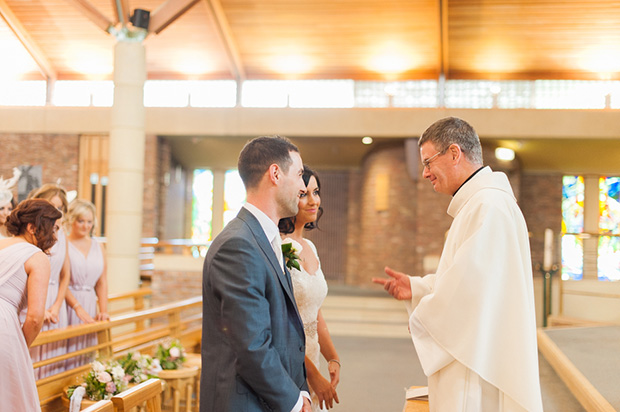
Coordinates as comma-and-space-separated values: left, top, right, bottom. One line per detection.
118, 351, 162, 384
68, 359, 129, 401
155, 339, 187, 370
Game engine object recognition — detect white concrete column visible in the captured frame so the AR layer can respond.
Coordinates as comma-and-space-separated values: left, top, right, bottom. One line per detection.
583, 175, 600, 280
211, 169, 225, 239
106, 40, 146, 293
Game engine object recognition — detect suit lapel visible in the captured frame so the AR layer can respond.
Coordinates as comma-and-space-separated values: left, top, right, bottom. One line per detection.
237, 208, 297, 306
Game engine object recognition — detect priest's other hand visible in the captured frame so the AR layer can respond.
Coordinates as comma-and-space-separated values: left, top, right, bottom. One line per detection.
372, 266, 412, 300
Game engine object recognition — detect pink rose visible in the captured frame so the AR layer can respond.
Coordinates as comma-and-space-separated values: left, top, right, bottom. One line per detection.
105, 381, 116, 393
97, 371, 112, 383
169, 347, 180, 359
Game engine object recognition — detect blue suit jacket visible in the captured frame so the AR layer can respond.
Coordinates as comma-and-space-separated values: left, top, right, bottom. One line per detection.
200, 208, 308, 411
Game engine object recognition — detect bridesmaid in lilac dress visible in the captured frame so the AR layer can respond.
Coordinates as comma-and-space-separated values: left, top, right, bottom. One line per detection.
0, 199, 62, 412
27, 184, 71, 378
64, 199, 109, 370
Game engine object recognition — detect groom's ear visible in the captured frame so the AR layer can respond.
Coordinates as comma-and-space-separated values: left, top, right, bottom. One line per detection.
267, 163, 280, 185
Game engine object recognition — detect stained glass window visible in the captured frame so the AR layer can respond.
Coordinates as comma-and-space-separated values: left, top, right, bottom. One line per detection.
192, 169, 214, 242
561, 176, 585, 280
562, 176, 585, 234
598, 177, 620, 281
223, 170, 246, 228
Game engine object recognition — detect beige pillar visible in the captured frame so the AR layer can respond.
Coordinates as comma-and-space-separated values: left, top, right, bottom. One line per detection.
583, 175, 600, 280
212, 169, 225, 239
106, 41, 146, 294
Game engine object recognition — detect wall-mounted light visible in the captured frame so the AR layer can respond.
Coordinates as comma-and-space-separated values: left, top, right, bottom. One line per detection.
362, 136, 373, 145
495, 147, 515, 161
89, 173, 99, 204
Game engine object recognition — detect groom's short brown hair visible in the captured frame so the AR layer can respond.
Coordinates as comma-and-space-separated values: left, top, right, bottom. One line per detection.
238, 135, 299, 190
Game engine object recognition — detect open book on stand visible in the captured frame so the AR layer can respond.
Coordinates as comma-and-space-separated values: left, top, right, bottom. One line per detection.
406, 386, 429, 401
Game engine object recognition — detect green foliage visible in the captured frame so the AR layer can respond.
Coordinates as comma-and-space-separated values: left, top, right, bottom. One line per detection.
282, 242, 301, 271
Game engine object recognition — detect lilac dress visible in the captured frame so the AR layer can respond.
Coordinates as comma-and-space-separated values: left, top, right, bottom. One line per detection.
25, 228, 69, 378
65, 237, 104, 369
0, 242, 43, 412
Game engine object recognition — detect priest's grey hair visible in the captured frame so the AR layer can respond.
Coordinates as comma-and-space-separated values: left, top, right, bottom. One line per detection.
419, 117, 483, 165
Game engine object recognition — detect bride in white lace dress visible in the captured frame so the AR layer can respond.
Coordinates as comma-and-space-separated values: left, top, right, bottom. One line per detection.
279, 166, 341, 411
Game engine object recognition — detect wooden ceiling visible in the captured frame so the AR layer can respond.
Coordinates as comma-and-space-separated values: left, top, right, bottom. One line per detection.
2, 0, 620, 82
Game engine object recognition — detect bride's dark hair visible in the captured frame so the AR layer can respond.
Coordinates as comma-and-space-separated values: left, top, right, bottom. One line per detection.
278, 166, 323, 235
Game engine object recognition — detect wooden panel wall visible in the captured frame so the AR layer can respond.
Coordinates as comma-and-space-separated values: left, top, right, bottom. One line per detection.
78, 134, 108, 236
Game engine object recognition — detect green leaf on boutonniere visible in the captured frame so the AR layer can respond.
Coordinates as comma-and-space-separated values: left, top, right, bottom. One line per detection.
282, 242, 301, 271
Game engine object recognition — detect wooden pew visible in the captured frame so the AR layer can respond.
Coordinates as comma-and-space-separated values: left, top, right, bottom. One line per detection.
139, 238, 158, 286
33, 296, 202, 412
111, 378, 164, 412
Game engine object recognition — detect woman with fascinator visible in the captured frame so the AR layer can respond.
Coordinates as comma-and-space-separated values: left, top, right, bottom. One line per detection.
279, 166, 340, 411
0, 168, 20, 239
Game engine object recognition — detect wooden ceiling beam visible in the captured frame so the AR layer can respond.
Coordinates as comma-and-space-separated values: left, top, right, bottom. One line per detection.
439, 0, 448, 78
203, 0, 245, 81
67, 0, 114, 32
111, 0, 131, 25
0, 0, 56, 80
149, 0, 201, 34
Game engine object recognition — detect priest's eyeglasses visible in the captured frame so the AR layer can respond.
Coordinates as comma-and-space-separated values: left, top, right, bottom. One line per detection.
421, 147, 449, 169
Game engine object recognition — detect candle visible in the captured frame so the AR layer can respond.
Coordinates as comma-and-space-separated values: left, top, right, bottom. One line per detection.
543, 228, 553, 271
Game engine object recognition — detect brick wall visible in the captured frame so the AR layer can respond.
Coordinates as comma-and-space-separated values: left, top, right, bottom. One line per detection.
345, 170, 363, 283
520, 173, 563, 276
150, 269, 202, 307
157, 138, 172, 239
304, 170, 350, 283
142, 134, 158, 237
0, 134, 80, 193
1, 132, 165, 238
350, 143, 424, 284
338, 141, 561, 286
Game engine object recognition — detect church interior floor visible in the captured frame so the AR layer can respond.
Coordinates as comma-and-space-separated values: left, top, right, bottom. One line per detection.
320, 284, 586, 412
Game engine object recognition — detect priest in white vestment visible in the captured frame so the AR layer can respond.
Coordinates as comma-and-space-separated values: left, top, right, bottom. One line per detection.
373, 117, 543, 412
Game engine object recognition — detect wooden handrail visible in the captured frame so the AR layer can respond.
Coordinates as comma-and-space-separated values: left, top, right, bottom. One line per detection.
32, 321, 112, 346
153, 238, 211, 256
36, 296, 202, 411
108, 288, 152, 301
108, 288, 152, 329
31, 296, 201, 347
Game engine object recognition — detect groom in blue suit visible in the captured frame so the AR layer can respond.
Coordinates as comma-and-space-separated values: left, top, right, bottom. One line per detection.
201, 136, 311, 412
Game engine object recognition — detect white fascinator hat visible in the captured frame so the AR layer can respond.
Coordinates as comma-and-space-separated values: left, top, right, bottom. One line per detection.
0, 167, 21, 207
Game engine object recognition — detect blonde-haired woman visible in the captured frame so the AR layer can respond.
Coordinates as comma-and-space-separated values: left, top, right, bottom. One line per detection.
64, 199, 108, 369
25, 184, 71, 377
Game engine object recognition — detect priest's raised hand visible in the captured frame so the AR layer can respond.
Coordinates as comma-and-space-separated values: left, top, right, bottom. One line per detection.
372, 266, 412, 300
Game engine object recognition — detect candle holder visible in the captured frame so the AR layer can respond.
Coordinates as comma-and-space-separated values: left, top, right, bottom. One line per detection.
535, 263, 559, 327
